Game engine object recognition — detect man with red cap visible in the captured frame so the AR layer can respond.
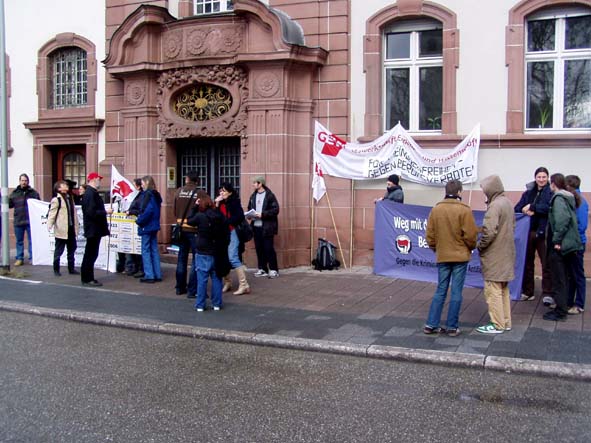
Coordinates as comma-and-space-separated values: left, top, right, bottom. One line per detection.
81, 172, 112, 286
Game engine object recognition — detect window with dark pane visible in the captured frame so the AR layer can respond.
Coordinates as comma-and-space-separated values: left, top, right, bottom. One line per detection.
385, 33, 411, 59
63, 153, 86, 188
565, 15, 591, 50
385, 69, 410, 130
419, 67, 442, 130
527, 19, 555, 52
419, 30, 442, 57
526, 61, 554, 128
563, 59, 591, 128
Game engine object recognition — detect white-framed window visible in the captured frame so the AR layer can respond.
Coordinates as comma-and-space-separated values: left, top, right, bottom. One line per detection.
50, 47, 87, 109
525, 7, 591, 130
383, 19, 443, 132
194, 0, 233, 15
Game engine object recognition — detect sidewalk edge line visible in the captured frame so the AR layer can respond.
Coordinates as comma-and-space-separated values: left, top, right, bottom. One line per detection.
2, 300, 591, 381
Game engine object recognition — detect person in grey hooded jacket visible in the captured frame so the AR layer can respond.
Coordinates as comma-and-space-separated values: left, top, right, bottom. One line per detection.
475, 175, 515, 334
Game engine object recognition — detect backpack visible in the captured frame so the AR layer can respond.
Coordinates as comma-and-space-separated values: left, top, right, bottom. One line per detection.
312, 238, 340, 271
45, 196, 62, 220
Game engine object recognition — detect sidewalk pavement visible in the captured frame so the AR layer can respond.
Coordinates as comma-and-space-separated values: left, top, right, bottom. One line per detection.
1, 262, 590, 380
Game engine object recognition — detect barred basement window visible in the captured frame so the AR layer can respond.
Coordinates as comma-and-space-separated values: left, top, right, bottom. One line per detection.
50, 47, 87, 109
194, 0, 233, 15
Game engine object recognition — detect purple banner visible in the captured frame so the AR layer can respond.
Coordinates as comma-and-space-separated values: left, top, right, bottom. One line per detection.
374, 201, 529, 300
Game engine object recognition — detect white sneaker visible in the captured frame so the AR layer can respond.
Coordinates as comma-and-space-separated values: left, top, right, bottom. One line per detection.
213, 306, 221, 311
254, 269, 268, 277
519, 293, 535, 301
543, 296, 555, 307
196, 308, 204, 312
268, 270, 279, 279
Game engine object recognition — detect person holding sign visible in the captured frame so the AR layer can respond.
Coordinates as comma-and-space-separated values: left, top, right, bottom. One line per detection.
374, 174, 404, 204
475, 175, 515, 334
47, 180, 80, 276
423, 180, 478, 337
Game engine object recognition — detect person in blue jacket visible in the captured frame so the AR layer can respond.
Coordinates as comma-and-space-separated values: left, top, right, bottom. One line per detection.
514, 167, 553, 302
566, 175, 588, 315
136, 176, 162, 283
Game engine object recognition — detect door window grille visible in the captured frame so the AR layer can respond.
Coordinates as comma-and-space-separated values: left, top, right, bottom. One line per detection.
62, 152, 86, 188
179, 138, 240, 197
50, 47, 87, 109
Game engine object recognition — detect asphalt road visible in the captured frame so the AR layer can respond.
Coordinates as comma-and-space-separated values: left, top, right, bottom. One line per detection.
1, 312, 590, 443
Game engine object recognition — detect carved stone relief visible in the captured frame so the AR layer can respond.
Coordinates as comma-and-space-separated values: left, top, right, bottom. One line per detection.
126, 81, 146, 106
163, 30, 183, 60
185, 26, 242, 57
156, 65, 249, 146
254, 72, 280, 98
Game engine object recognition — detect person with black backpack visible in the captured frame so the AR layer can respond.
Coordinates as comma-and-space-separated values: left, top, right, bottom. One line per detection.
47, 180, 79, 276
187, 191, 231, 312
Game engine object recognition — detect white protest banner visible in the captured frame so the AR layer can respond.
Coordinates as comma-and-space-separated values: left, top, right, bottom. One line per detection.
28, 199, 118, 272
111, 165, 138, 212
312, 122, 480, 197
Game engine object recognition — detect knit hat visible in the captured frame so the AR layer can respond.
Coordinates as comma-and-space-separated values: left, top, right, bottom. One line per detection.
253, 175, 266, 186
387, 174, 400, 185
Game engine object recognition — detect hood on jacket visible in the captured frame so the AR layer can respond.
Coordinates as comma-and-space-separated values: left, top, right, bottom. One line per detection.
480, 175, 505, 203
552, 189, 576, 209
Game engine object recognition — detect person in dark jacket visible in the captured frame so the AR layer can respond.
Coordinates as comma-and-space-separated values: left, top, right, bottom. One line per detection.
124, 178, 144, 277
248, 176, 280, 279
187, 191, 230, 311
514, 166, 553, 302
543, 173, 583, 322
215, 181, 250, 295
173, 171, 200, 296
81, 172, 112, 286
9, 173, 40, 266
374, 174, 404, 204
135, 176, 162, 284
565, 175, 588, 315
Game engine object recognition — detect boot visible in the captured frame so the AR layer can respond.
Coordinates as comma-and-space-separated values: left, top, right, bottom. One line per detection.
233, 266, 251, 295
222, 274, 233, 293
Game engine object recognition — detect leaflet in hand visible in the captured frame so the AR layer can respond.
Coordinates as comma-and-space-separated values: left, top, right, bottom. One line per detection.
244, 209, 257, 219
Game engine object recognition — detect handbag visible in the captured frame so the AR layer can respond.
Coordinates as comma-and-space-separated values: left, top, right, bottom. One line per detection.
171, 189, 197, 246
235, 218, 253, 243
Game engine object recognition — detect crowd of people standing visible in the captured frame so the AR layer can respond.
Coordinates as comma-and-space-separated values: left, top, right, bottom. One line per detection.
423, 167, 587, 337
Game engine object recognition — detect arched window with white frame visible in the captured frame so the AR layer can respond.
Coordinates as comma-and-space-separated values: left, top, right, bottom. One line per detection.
525, 7, 591, 130
383, 19, 443, 132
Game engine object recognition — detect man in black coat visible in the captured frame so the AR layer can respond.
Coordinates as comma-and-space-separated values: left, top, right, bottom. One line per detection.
80, 172, 112, 286
247, 176, 280, 278
9, 173, 40, 266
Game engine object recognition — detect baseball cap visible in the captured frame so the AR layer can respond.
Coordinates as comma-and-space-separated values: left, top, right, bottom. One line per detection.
87, 172, 103, 181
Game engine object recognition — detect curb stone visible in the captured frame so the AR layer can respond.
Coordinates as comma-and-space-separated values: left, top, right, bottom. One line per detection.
1, 300, 590, 381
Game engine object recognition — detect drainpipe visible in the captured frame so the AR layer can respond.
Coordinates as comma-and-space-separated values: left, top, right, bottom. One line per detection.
0, 0, 10, 270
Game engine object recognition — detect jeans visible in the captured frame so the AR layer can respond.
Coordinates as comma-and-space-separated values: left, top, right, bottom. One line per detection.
195, 253, 222, 310
141, 233, 162, 280
426, 262, 468, 330
568, 245, 586, 309
14, 224, 32, 261
53, 226, 77, 272
125, 253, 143, 274
176, 232, 198, 294
81, 236, 101, 283
253, 226, 278, 272
228, 229, 242, 269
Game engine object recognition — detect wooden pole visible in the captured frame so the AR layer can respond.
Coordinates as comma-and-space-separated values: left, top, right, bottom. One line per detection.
325, 191, 347, 269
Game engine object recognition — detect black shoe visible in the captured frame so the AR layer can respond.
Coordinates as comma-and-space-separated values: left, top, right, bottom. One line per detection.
140, 278, 155, 283
82, 280, 103, 287
126, 270, 136, 276
543, 311, 567, 322
133, 272, 145, 279
54, 270, 61, 277
68, 269, 80, 275
154, 278, 162, 282
176, 289, 187, 295
187, 294, 196, 299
